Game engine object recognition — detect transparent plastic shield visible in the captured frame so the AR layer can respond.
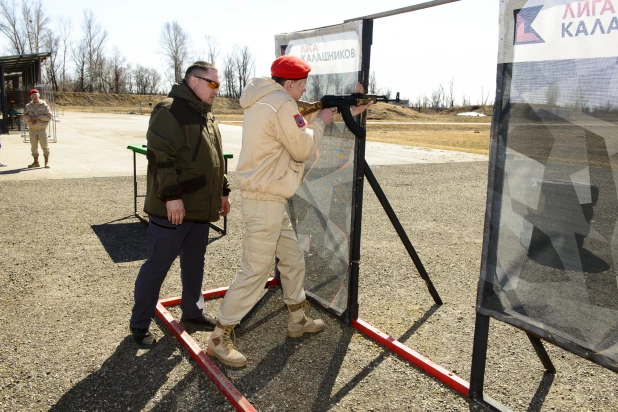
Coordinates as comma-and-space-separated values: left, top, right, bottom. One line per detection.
478, 0, 618, 372
275, 21, 363, 315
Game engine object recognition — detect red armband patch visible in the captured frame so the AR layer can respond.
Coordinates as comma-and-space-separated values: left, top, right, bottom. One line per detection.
293, 113, 306, 128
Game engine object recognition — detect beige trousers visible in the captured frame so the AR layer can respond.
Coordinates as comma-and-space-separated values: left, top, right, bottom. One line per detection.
218, 198, 306, 325
30, 128, 49, 157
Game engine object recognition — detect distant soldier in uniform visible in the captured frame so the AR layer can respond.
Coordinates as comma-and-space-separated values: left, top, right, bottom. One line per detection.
22, 89, 53, 168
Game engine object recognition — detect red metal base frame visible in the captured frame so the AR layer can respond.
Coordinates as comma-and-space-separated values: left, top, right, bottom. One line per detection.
154, 277, 279, 412
156, 279, 473, 410
352, 318, 470, 396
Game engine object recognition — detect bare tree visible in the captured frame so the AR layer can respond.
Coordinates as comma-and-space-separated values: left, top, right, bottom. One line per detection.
125, 63, 133, 93
57, 16, 72, 91
72, 38, 88, 91
383, 87, 392, 100
80, 9, 108, 92
129, 65, 161, 95
133, 64, 150, 95
204, 34, 220, 67
322, 74, 332, 96
220, 53, 237, 98
160, 21, 190, 85
546, 83, 559, 106
448, 79, 455, 108
431, 84, 444, 110
414, 94, 423, 113
368, 70, 377, 94
42, 28, 59, 90
423, 94, 430, 109
330, 74, 343, 95
107, 47, 128, 93
232, 45, 254, 96
0, 0, 26, 54
307, 75, 324, 102
22, 0, 49, 53
461, 94, 470, 106
148, 68, 162, 94
478, 86, 490, 106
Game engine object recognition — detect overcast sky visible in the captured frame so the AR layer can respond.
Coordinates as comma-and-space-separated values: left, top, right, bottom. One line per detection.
2, 0, 499, 104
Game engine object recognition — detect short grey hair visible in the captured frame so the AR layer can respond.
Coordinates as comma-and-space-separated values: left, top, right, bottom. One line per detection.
185, 61, 217, 79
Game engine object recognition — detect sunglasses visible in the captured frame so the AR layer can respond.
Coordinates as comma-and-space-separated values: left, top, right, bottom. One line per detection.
194, 75, 220, 90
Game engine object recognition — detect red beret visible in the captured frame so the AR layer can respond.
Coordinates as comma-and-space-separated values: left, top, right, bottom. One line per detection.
29, 89, 39, 95
271, 55, 311, 79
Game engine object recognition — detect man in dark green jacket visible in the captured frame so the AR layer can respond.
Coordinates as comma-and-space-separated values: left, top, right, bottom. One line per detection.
130, 61, 230, 348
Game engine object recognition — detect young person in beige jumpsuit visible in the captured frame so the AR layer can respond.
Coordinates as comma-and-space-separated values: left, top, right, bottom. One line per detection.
207, 55, 370, 367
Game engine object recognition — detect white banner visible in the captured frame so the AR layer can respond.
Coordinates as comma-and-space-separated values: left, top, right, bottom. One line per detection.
285, 32, 361, 75
275, 22, 362, 75
500, 0, 618, 63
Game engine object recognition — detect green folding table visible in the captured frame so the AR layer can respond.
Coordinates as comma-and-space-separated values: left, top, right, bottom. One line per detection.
127, 144, 233, 236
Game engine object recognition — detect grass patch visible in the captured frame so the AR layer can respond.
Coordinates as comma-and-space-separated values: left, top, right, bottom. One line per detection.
366, 123, 491, 154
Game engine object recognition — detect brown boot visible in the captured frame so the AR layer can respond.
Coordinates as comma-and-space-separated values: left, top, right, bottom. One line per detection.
28, 156, 40, 168
44, 155, 50, 168
207, 322, 247, 367
287, 300, 325, 338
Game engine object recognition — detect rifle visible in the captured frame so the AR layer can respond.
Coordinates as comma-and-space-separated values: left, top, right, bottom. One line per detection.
297, 92, 400, 116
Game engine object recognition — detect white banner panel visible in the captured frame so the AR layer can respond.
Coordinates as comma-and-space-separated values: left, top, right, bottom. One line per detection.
499, 0, 618, 63
275, 22, 362, 74
285, 32, 361, 75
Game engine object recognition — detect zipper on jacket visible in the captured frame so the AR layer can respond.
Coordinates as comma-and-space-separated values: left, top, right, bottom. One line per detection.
192, 119, 205, 162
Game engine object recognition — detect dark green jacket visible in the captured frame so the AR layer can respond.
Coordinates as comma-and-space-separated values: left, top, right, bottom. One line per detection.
144, 80, 230, 222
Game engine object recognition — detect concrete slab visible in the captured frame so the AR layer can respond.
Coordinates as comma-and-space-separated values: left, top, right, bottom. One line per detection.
365, 141, 487, 165
0, 111, 486, 181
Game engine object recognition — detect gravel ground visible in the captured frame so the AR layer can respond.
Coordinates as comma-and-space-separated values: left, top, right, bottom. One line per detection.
0, 162, 616, 411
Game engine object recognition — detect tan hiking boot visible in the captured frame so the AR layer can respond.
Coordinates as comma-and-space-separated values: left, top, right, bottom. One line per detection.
207, 322, 247, 367
44, 155, 50, 168
28, 156, 39, 168
287, 300, 324, 338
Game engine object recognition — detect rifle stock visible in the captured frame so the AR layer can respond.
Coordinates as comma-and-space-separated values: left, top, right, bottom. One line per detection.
297, 100, 324, 116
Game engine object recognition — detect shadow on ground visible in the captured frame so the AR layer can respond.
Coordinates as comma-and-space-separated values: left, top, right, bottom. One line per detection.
91, 217, 148, 263
91, 217, 226, 264
49, 336, 183, 411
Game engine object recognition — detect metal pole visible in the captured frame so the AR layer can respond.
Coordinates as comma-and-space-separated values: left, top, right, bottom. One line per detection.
527, 333, 556, 373
363, 163, 442, 305
469, 313, 490, 400
133, 151, 138, 217
347, 19, 373, 324
223, 157, 228, 234
0, 62, 7, 134
345, 0, 460, 22
36, 57, 41, 84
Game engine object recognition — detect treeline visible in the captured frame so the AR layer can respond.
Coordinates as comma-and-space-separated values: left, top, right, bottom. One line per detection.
0, 0, 494, 107
369, 72, 493, 112
0, 0, 255, 97
410, 81, 492, 112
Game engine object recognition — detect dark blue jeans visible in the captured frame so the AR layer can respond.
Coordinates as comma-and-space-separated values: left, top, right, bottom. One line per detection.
130, 215, 209, 329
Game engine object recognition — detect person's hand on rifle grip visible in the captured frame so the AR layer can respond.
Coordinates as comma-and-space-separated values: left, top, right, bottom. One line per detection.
317, 107, 336, 126
351, 101, 373, 116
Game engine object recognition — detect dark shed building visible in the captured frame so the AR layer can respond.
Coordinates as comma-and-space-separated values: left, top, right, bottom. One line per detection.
0, 52, 52, 134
